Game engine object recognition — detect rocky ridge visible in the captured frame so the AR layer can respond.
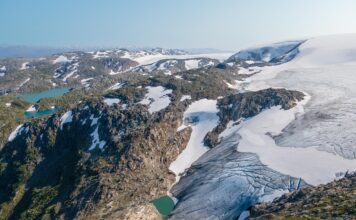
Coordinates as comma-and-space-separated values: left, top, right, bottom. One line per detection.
250, 172, 356, 219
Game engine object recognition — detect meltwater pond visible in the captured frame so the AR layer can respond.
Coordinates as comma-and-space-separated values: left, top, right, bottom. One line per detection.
151, 196, 175, 218
21, 87, 70, 103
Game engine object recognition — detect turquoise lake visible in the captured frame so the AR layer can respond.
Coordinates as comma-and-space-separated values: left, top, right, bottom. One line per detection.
24, 107, 62, 119
21, 87, 70, 118
21, 87, 70, 103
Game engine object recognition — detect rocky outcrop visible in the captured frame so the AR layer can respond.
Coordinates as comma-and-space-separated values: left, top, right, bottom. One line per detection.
121, 203, 161, 220
204, 88, 304, 147
225, 41, 304, 64
250, 173, 356, 219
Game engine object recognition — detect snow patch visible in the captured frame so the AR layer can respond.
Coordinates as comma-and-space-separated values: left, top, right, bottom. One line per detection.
80, 77, 94, 84
93, 51, 109, 59
170, 99, 219, 182
53, 55, 70, 64
109, 69, 122, 75
224, 80, 239, 90
139, 86, 172, 113
20, 62, 29, 70
62, 63, 78, 81
88, 115, 106, 150
8, 124, 28, 142
185, 59, 200, 70
107, 82, 124, 91
180, 95, 191, 102
103, 98, 121, 106
26, 105, 36, 112
89, 127, 106, 150
18, 78, 31, 88
0, 66, 6, 76
80, 77, 93, 87
60, 111, 73, 129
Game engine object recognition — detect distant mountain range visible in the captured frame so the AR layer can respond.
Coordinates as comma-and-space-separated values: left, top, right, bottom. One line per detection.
0, 46, 231, 59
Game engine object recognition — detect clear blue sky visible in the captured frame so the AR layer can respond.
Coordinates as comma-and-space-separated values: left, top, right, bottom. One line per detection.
1, 0, 356, 50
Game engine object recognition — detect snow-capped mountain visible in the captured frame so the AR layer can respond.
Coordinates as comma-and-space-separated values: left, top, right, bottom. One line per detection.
226, 40, 304, 64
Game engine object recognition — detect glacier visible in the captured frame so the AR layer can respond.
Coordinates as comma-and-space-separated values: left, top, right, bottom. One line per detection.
169, 34, 356, 219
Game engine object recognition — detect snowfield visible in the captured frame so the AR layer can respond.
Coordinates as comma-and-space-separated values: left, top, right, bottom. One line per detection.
139, 86, 172, 113
170, 99, 219, 181
238, 34, 356, 185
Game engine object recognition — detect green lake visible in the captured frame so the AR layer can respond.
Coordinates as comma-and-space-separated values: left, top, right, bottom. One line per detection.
151, 196, 175, 217
21, 87, 70, 103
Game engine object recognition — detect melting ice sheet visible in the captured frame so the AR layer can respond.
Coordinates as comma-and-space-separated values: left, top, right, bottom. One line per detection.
238, 35, 356, 185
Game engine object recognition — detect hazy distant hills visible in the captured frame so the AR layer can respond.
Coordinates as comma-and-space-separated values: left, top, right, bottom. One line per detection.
0, 45, 231, 59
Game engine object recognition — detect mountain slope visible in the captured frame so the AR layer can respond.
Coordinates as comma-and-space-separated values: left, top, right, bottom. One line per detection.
0, 66, 242, 219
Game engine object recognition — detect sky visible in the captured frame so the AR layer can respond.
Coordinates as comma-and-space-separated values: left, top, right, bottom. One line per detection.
1, 0, 356, 51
